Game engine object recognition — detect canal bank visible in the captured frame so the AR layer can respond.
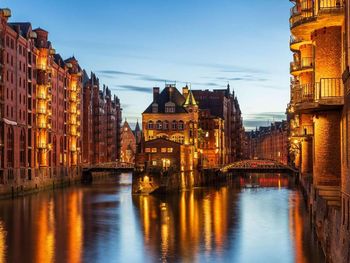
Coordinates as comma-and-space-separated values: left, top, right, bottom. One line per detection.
0, 167, 122, 199
299, 174, 350, 263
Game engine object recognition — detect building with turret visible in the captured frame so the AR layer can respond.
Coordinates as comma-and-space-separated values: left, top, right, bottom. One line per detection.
136, 84, 199, 172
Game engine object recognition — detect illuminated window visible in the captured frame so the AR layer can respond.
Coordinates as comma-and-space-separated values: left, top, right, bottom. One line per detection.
152, 148, 157, 153
163, 121, 169, 130
167, 148, 173, 153
178, 121, 184, 130
145, 148, 151, 153
152, 160, 157, 166
161, 148, 167, 153
172, 121, 177, 130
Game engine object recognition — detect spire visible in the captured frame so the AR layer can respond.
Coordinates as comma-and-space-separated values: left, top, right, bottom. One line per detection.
135, 119, 141, 132
184, 89, 197, 106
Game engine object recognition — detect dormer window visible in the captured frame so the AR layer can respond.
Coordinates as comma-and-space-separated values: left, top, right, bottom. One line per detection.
165, 101, 175, 113
152, 103, 158, 113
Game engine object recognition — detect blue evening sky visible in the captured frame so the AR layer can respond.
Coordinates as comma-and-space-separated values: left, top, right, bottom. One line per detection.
3, 0, 291, 130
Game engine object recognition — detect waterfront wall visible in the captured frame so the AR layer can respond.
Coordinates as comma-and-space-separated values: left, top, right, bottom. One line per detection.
300, 175, 350, 263
0, 167, 81, 199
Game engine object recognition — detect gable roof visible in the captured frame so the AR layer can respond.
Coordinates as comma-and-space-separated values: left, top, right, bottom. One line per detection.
143, 85, 187, 114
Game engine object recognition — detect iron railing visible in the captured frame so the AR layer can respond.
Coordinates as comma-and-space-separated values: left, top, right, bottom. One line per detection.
292, 78, 343, 105
290, 57, 313, 73
290, 0, 343, 28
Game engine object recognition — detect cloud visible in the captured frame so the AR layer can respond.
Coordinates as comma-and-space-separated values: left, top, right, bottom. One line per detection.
97, 70, 146, 78
110, 85, 153, 94
243, 112, 286, 131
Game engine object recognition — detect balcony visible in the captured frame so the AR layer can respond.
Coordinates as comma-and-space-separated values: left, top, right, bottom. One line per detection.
290, 0, 344, 38
290, 57, 313, 75
290, 35, 312, 52
293, 78, 343, 110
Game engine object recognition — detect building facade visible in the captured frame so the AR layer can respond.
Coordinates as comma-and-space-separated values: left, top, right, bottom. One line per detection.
0, 8, 122, 196
82, 72, 122, 164
192, 84, 244, 165
137, 84, 199, 172
120, 120, 137, 163
245, 121, 289, 165
288, 1, 349, 261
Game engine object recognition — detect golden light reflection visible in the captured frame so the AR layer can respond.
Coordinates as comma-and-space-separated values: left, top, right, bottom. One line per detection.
289, 193, 307, 263
36, 199, 55, 263
68, 192, 83, 263
0, 221, 7, 263
133, 187, 230, 260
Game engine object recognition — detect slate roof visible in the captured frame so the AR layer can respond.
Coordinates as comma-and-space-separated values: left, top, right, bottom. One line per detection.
143, 85, 187, 114
9, 22, 31, 38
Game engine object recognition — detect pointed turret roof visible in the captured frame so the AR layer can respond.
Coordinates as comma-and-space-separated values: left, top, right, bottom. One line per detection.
184, 90, 197, 106
135, 120, 141, 132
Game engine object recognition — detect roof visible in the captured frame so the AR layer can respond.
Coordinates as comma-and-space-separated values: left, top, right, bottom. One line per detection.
9, 22, 31, 38
135, 120, 141, 132
54, 54, 65, 68
184, 90, 198, 106
143, 85, 187, 114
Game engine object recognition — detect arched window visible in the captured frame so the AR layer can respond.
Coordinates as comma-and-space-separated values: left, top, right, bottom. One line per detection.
148, 121, 154, 130
178, 121, 184, 130
163, 121, 169, 130
53, 136, 57, 166
156, 120, 162, 130
60, 137, 64, 165
172, 121, 177, 130
20, 129, 25, 167
7, 127, 14, 167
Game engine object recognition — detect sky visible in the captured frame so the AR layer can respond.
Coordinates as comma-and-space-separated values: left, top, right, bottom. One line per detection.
2, 0, 292, 130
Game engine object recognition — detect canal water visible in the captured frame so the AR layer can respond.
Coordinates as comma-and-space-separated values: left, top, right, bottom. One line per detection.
0, 173, 325, 263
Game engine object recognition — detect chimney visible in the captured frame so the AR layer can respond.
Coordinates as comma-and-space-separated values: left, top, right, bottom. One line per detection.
182, 85, 189, 97
153, 87, 160, 102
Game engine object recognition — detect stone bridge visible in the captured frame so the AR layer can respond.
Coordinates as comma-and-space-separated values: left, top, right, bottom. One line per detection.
220, 160, 296, 174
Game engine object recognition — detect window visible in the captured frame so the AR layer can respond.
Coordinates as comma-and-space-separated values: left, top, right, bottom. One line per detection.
163, 121, 169, 130
161, 148, 167, 153
156, 121, 162, 130
167, 148, 173, 153
152, 160, 157, 166
148, 121, 154, 129
20, 129, 25, 167
178, 121, 184, 130
145, 148, 151, 153
152, 103, 158, 113
151, 148, 157, 153
172, 121, 177, 130
7, 127, 14, 167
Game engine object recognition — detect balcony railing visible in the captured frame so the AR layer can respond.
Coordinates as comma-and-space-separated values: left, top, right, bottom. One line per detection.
293, 78, 343, 105
290, 57, 313, 74
290, 0, 343, 29
301, 125, 314, 136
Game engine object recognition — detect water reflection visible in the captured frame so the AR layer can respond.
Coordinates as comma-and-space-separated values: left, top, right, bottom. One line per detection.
0, 173, 324, 263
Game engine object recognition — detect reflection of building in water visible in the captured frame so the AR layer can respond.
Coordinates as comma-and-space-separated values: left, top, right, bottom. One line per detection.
288, 192, 324, 263
132, 187, 235, 261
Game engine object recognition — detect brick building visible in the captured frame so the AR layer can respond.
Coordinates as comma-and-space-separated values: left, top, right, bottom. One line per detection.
120, 120, 137, 163
81, 71, 122, 164
136, 84, 199, 172
0, 8, 122, 195
288, 1, 350, 261
245, 121, 289, 165
192, 84, 244, 164
0, 9, 84, 187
